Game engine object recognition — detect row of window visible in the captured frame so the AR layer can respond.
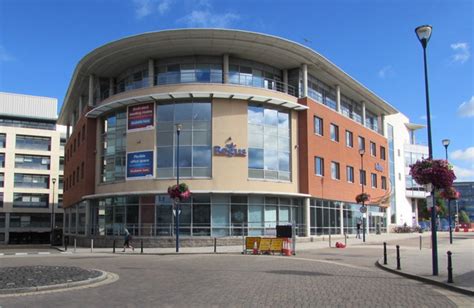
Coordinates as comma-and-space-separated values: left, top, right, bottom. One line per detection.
64, 161, 85, 192
314, 116, 386, 159
0, 134, 52, 151
65, 124, 85, 164
314, 156, 387, 189
0, 153, 64, 172
0, 117, 56, 130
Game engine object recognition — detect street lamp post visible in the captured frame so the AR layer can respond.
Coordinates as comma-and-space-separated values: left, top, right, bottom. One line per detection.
359, 149, 366, 243
442, 139, 452, 244
175, 124, 182, 253
415, 24, 438, 276
50, 177, 56, 246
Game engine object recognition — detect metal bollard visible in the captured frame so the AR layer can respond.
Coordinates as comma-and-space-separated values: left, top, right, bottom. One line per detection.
64, 237, 68, 251
344, 233, 347, 247
419, 235, 422, 250
74, 238, 77, 253
447, 251, 453, 283
91, 239, 94, 252
396, 245, 401, 270
141, 240, 143, 254
214, 237, 217, 253
329, 233, 332, 247
113, 239, 116, 253
383, 242, 387, 265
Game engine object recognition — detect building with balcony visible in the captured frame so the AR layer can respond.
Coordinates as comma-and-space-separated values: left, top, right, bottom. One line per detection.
384, 113, 429, 228
58, 29, 398, 244
0, 92, 65, 244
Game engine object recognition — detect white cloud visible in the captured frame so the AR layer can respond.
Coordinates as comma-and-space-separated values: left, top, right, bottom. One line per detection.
178, 10, 240, 28
453, 164, 474, 181
451, 147, 474, 162
450, 42, 470, 64
378, 65, 393, 79
0, 45, 14, 62
457, 96, 474, 117
133, 0, 172, 19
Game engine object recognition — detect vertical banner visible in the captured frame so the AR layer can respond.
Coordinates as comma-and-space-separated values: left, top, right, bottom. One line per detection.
128, 102, 154, 131
126, 151, 154, 179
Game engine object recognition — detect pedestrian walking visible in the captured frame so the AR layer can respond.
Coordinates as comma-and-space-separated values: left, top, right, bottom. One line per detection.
122, 228, 135, 252
356, 219, 362, 239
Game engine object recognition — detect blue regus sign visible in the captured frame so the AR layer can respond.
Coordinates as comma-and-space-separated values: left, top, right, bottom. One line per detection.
127, 151, 154, 179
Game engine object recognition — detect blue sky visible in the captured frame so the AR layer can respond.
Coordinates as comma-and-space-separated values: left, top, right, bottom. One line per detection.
0, 0, 473, 180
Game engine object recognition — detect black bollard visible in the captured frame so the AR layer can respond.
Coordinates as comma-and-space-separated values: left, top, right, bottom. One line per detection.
113, 239, 116, 253
141, 240, 143, 254
214, 237, 217, 253
396, 245, 401, 270
447, 251, 453, 283
383, 242, 387, 265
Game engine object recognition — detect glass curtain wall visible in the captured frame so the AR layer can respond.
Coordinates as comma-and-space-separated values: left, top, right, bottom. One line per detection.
100, 110, 126, 182
248, 104, 291, 181
156, 101, 212, 178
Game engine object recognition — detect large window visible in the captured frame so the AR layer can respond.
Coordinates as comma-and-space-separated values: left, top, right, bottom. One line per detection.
0, 153, 4, 168
14, 174, 49, 189
13, 193, 49, 208
0, 117, 55, 130
315, 157, 324, 176
314, 116, 323, 136
248, 104, 291, 181
16, 135, 51, 151
0, 173, 4, 187
15, 154, 50, 170
156, 101, 212, 178
101, 110, 126, 182
307, 76, 337, 110
157, 63, 222, 85
116, 66, 149, 93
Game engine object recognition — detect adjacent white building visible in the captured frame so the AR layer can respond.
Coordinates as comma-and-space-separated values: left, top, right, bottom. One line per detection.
385, 113, 429, 229
0, 92, 65, 244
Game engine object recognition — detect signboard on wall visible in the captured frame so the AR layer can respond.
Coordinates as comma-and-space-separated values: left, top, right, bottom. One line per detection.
126, 151, 154, 179
128, 103, 154, 131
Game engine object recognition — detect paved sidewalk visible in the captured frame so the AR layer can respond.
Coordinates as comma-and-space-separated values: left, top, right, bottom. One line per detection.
377, 233, 474, 295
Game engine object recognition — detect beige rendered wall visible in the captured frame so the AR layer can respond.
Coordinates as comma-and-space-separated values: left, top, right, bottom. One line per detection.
94, 98, 299, 196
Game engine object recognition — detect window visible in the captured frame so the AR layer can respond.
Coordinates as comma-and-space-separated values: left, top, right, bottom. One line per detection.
371, 173, 377, 188
78, 132, 81, 146
101, 109, 127, 182
370, 142, 376, 156
360, 169, 366, 185
81, 162, 84, 179
14, 174, 49, 188
248, 104, 291, 181
345, 130, 353, 147
0, 118, 55, 130
16, 135, 51, 151
73, 171, 75, 185
314, 116, 323, 135
358, 136, 365, 151
59, 157, 64, 171
0, 153, 4, 168
382, 176, 387, 190
13, 193, 49, 208
15, 154, 50, 170
346, 166, 354, 183
331, 162, 340, 180
0, 173, 4, 187
380, 146, 386, 160
59, 176, 64, 190
157, 101, 212, 179
76, 166, 79, 182
315, 157, 324, 176
330, 124, 339, 142
0, 134, 5, 148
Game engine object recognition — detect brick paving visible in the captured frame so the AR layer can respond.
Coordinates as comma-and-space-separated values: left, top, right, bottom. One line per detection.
0, 265, 101, 291
0, 252, 469, 307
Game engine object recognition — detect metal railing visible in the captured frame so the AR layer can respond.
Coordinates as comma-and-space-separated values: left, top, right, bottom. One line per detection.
66, 223, 307, 238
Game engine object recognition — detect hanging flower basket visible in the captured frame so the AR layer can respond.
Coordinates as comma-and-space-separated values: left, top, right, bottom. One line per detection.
167, 183, 191, 201
409, 159, 456, 189
355, 193, 370, 204
440, 187, 461, 200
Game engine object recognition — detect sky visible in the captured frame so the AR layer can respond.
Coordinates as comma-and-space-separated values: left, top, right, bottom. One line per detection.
0, 0, 473, 180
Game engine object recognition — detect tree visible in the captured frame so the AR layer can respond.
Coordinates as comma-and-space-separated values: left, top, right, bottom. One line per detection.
417, 191, 447, 221
459, 210, 470, 224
